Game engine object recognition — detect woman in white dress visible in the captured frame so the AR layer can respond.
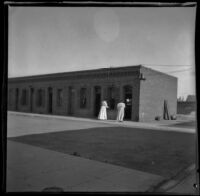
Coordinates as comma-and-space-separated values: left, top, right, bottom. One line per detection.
116, 102, 126, 122
98, 101, 109, 120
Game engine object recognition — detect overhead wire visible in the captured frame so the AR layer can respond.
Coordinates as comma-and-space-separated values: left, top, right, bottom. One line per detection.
141, 66, 195, 77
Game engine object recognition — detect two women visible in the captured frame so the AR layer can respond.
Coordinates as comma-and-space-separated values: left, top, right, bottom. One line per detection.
98, 100, 126, 122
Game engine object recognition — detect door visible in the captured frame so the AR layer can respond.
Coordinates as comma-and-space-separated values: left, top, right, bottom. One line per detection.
124, 85, 132, 120
48, 87, 53, 114
94, 86, 101, 117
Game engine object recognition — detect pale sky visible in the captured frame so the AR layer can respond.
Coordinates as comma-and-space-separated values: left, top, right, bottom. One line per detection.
8, 6, 196, 99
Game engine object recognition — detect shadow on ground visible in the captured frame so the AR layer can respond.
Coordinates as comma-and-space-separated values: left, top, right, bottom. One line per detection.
9, 126, 196, 179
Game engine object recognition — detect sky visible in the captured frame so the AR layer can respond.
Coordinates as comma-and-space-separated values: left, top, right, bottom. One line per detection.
8, 6, 196, 99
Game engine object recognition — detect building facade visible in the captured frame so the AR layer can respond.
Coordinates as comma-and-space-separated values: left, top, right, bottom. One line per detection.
7, 65, 177, 122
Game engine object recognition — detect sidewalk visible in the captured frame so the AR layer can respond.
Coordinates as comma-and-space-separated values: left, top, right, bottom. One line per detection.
8, 111, 196, 134
7, 140, 164, 192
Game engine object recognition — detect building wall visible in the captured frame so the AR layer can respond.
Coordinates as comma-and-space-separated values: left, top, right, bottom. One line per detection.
139, 66, 177, 122
7, 66, 177, 122
8, 83, 31, 113
8, 69, 141, 121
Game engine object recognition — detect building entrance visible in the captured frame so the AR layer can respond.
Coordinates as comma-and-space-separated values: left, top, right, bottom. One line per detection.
94, 86, 101, 117
124, 85, 132, 120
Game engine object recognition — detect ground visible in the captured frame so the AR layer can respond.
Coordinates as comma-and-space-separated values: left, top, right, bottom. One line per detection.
6, 112, 198, 193
9, 126, 195, 179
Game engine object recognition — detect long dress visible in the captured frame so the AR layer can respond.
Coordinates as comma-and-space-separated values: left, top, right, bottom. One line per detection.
98, 101, 108, 120
116, 102, 126, 121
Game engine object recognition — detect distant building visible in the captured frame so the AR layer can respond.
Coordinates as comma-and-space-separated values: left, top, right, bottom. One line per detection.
186, 95, 196, 102
7, 65, 177, 122
177, 94, 196, 114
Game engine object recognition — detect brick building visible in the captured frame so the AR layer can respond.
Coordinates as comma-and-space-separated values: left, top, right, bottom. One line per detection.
7, 65, 177, 122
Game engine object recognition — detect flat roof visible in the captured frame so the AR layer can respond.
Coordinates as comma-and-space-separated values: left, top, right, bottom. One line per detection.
8, 65, 142, 82
8, 64, 177, 83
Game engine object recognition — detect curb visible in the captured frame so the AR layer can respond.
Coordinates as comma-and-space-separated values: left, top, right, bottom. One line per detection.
147, 164, 196, 193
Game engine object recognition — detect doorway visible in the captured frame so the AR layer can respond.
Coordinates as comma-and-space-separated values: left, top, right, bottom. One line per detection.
94, 86, 101, 117
124, 85, 132, 120
68, 86, 75, 115
48, 87, 53, 114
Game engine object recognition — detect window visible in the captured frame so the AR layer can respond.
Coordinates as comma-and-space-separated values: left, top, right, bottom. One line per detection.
57, 89, 63, 107
36, 89, 45, 107
8, 89, 12, 106
108, 87, 115, 110
80, 88, 87, 108
21, 89, 28, 106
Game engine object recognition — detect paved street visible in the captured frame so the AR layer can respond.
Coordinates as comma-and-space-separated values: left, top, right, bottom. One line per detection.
6, 111, 198, 193
7, 111, 196, 138
7, 112, 118, 138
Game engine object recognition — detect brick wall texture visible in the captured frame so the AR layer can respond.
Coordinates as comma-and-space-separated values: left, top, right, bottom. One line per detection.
139, 66, 177, 122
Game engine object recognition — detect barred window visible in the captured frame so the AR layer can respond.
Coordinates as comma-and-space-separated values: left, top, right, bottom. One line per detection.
36, 89, 45, 107
21, 89, 28, 106
80, 88, 87, 108
108, 87, 115, 110
57, 89, 63, 107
